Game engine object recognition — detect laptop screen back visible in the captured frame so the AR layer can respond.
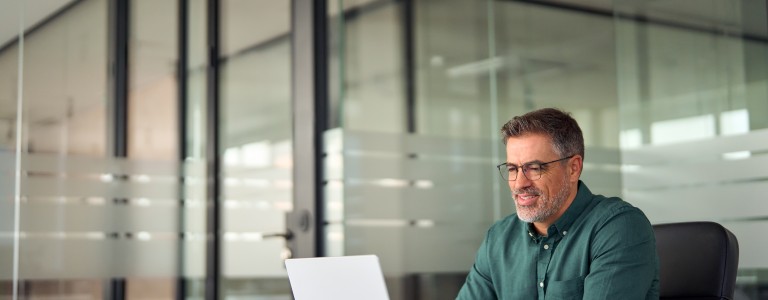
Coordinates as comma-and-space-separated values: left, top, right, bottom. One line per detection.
285, 255, 390, 300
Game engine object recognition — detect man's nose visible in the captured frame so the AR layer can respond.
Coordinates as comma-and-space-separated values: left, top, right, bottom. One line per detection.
512, 170, 532, 190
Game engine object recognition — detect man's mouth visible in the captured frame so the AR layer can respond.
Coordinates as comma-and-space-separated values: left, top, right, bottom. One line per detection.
515, 194, 539, 206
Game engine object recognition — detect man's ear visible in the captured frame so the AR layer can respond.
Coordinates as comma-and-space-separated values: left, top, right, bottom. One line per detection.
569, 155, 583, 182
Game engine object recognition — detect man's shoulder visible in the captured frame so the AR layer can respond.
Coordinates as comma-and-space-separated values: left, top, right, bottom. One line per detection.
590, 194, 641, 215
487, 214, 523, 236
585, 194, 651, 229
583, 195, 651, 237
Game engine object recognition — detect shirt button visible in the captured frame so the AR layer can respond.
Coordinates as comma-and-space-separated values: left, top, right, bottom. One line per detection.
543, 244, 549, 250
539, 281, 544, 288
563, 231, 567, 235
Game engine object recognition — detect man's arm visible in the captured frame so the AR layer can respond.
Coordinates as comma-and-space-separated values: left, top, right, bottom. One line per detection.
583, 208, 659, 299
456, 229, 497, 300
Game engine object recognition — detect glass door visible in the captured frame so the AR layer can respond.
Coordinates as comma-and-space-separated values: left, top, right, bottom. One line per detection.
219, 0, 294, 298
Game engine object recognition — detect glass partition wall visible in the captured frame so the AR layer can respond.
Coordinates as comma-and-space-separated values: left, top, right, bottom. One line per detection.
614, 1, 768, 298
3, 0, 768, 299
1, 0, 111, 298
328, 0, 768, 299
326, 1, 502, 299
0, 0, 208, 299
219, 0, 293, 298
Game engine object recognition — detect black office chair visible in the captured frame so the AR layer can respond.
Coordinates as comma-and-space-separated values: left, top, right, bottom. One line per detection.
654, 222, 739, 300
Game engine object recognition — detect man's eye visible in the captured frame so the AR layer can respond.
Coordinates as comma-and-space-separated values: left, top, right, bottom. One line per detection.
507, 166, 518, 172
526, 165, 542, 171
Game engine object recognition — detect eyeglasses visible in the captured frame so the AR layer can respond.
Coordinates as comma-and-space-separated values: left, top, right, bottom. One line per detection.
496, 155, 574, 181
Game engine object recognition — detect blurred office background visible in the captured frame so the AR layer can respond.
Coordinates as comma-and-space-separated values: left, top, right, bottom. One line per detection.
1, 0, 767, 299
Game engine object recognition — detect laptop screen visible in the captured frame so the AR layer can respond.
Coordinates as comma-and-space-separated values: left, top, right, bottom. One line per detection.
285, 255, 390, 300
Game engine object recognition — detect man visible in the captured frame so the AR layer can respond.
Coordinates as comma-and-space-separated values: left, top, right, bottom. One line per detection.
457, 108, 659, 299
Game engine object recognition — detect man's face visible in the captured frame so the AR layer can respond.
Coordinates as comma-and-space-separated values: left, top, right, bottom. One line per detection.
505, 134, 578, 224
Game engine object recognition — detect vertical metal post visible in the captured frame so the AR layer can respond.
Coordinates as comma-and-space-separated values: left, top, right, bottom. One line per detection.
107, 0, 129, 299
176, 0, 189, 299
289, 0, 328, 258
110, 0, 129, 158
402, 0, 416, 133
204, 0, 221, 299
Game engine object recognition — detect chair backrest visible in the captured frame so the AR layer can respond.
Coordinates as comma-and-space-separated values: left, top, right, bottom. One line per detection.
654, 222, 739, 300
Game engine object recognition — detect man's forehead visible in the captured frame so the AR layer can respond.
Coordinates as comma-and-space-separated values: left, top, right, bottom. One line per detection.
505, 134, 557, 160
505, 134, 555, 150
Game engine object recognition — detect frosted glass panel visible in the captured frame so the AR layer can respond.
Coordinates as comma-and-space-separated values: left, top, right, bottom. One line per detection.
0, 151, 17, 283
615, 1, 768, 296
323, 129, 498, 275
219, 0, 293, 296
0, 152, 205, 280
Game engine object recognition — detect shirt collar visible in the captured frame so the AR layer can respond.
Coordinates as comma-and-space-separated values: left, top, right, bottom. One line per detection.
551, 180, 592, 236
525, 180, 593, 239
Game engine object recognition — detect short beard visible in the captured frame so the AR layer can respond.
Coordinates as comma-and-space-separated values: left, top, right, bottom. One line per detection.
514, 173, 571, 223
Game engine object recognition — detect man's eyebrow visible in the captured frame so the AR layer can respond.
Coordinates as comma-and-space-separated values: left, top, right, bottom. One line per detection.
505, 159, 546, 166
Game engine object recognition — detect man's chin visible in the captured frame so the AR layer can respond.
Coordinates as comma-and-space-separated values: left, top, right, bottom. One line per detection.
515, 209, 537, 223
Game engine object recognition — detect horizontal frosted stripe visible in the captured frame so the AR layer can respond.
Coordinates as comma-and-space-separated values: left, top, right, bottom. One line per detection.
222, 185, 291, 201
19, 203, 114, 231
579, 169, 622, 190
324, 128, 493, 158
337, 186, 495, 221
622, 155, 768, 190
114, 159, 180, 177
224, 208, 286, 232
0, 239, 110, 279
16, 202, 205, 232
183, 239, 206, 277
223, 166, 291, 179
0, 232, 202, 241
719, 220, 768, 269
584, 147, 621, 164
17, 152, 181, 176
12, 152, 110, 174
223, 239, 287, 277
0, 239, 184, 279
183, 205, 208, 233
0, 200, 13, 232
622, 128, 768, 165
184, 183, 207, 201
183, 159, 207, 177
325, 155, 495, 181
343, 225, 487, 274
626, 181, 768, 224
23, 177, 178, 198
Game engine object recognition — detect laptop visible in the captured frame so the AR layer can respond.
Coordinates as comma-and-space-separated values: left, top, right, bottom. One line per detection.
285, 255, 390, 300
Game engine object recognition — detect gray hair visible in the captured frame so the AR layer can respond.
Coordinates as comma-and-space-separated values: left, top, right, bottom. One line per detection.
501, 108, 584, 160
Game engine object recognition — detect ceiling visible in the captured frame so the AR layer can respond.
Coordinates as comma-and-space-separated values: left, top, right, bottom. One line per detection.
1, 0, 766, 137
0, 0, 75, 49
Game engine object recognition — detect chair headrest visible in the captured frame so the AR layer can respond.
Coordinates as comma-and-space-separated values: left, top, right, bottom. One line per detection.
654, 221, 739, 300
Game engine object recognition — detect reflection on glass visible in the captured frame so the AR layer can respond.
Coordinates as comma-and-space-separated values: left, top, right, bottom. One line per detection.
0, 0, 108, 298
327, 1, 502, 299
0, 0, 22, 291
219, 0, 293, 298
615, 1, 768, 298
126, 0, 185, 299
182, 0, 209, 298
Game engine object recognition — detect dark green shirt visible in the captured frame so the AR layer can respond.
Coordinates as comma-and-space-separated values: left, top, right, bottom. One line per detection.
457, 181, 659, 300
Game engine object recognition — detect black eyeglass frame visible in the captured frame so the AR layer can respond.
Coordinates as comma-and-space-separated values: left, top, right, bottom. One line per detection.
496, 155, 575, 181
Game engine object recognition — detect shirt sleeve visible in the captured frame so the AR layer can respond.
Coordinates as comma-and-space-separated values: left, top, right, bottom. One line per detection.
583, 207, 660, 299
456, 227, 498, 300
